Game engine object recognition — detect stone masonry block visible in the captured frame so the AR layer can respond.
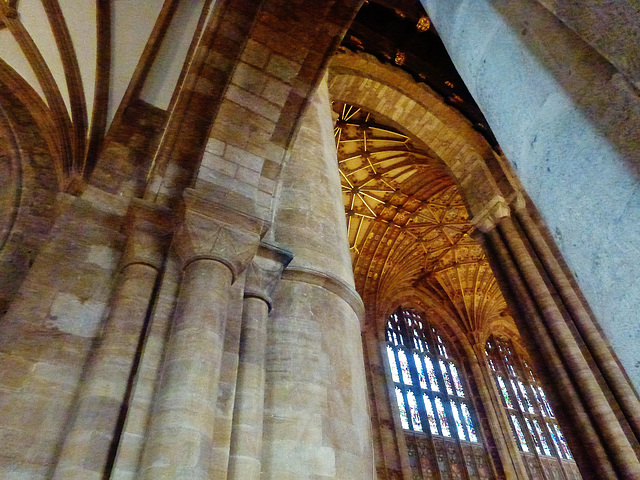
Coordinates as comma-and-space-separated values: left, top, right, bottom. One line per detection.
224, 145, 264, 172
266, 55, 302, 83
232, 62, 268, 96
241, 39, 272, 69
226, 85, 281, 123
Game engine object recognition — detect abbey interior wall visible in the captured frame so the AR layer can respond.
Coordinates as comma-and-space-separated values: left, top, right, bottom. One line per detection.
1, 0, 639, 478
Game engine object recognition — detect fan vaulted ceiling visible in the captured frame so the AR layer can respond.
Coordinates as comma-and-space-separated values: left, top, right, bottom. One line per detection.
334, 102, 515, 343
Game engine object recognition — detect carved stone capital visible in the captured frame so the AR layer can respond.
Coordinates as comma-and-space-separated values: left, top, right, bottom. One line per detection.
121, 199, 173, 270
509, 191, 527, 213
244, 242, 293, 311
470, 195, 511, 233
173, 191, 266, 281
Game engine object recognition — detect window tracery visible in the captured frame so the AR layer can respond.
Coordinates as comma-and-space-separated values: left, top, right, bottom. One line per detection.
486, 336, 582, 479
385, 307, 494, 479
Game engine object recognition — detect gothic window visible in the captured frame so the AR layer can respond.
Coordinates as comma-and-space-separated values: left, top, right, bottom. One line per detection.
485, 336, 573, 460
386, 308, 479, 442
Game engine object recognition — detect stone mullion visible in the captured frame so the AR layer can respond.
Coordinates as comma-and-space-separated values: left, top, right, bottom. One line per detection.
484, 226, 615, 480
514, 205, 640, 443
498, 217, 640, 479
227, 243, 292, 480
470, 345, 528, 480
52, 200, 172, 480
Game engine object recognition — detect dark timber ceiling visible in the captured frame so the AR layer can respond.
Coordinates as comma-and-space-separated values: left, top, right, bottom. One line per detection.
342, 0, 500, 149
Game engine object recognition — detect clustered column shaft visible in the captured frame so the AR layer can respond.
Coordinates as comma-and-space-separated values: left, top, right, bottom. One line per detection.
138, 193, 263, 479
53, 201, 172, 480
227, 243, 292, 480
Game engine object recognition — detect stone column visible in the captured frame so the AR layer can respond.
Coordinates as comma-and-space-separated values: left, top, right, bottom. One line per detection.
260, 77, 374, 479
52, 199, 172, 480
512, 199, 640, 442
227, 243, 292, 480
478, 212, 617, 479
469, 343, 529, 480
497, 216, 640, 479
138, 191, 263, 480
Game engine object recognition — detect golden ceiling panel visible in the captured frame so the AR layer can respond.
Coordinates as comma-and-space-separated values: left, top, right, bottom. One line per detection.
334, 102, 514, 338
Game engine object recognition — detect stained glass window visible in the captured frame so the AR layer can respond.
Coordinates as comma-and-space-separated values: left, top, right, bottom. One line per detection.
510, 378, 525, 412
449, 362, 465, 397
461, 403, 478, 442
525, 417, 542, 454
486, 335, 577, 465
385, 307, 480, 444
414, 353, 428, 389
424, 356, 439, 391
395, 387, 410, 429
408, 391, 423, 432
386, 345, 400, 383
533, 418, 552, 456
435, 397, 451, 437
451, 400, 466, 440
496, 375, 514, 409
440, 359, 454, 395
398, 350, 412, 385
553, 423, 572, 459
511, 414, 529, 452
423, 394, 439, 434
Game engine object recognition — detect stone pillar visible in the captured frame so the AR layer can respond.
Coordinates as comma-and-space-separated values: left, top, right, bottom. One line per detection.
497, 216, 640, 478
474, 203, 620, 479
52, 199, 172, 480
227, 243, 292, 480
260, 77, 374, 479
512, 199, 640, 442
138, 191, 263, 480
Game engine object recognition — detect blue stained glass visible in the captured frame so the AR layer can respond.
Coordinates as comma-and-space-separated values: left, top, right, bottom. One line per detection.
553, 424, 572, 459
423, 394, 439, 434
510, 414, 529, 452
449, 362, 465, 397
518, 381, 535, 413
497, 376, 514, 409
386, 345, 400, 383
407, 391, 423, 432
461, 403, 478, 442
439, 359, 454, 395
533, 419, 552, 455
538, 386, 555, 417
413, 353, 428, 389
525, 418, 542, 454
435, 397, 451, 437
510, 379, 526, 412
395, 387, 409, 429
531, 385, 547, 417
546, 422, 563, 457
424, 357, 440, 391
398, 350, 413, 385
488, 359, 497, 371
450, 401, 466, 440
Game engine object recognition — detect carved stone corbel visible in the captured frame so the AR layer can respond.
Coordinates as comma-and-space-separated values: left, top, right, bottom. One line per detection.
244, 242, 293, 311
